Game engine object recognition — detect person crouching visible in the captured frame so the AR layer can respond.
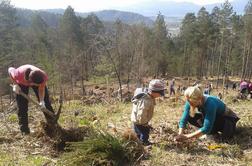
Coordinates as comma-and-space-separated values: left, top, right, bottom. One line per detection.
175, 85, 239, 142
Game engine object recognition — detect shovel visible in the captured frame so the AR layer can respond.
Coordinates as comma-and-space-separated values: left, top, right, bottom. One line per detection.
10, 84, 56, 118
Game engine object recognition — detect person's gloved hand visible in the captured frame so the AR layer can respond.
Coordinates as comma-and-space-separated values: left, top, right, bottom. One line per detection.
13, 84, 21, 94
39, 101, 46, 108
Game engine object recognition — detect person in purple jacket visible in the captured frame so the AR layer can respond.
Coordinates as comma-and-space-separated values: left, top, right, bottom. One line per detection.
248, 82, 252, 99
175, 85, 239, 142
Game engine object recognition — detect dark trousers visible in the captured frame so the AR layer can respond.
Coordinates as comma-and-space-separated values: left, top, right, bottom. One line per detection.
170, 87, 175, 96
188, 113, 239, 139
133, 124, 150, 143
16, 84, 54, 133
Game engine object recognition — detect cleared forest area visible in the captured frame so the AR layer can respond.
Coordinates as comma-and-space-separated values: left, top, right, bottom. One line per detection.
0, 78, 252, 165
1, 0, 252, 165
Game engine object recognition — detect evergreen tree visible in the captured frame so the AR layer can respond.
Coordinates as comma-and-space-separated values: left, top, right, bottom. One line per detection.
180, 13, 197, 77
216, 0, 234, 88
195, 7, 212, 77
0, 0, 19, 67
242, 0, 252, 79
59, 6, 82, 94
152, 12, 170, 76
0, 0, 21, 94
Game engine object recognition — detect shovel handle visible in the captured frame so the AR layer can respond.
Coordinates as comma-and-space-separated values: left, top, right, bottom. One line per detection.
10, 84, 55, 118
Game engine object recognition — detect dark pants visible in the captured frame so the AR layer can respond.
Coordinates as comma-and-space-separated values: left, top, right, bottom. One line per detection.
16, 84, 54, 134
240, 88, 248, 99
170, 87, 175, 96
188, 113, 239, 139
133, 124, 150, 143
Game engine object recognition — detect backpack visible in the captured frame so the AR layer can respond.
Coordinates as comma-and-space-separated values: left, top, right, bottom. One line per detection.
131, 88, 153, 125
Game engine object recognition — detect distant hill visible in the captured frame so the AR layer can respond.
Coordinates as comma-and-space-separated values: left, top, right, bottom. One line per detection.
80, 10, 154, 26
16, 9, 61, 27
42, 9, 154, 26
120, 0, 248, 17
15, 8, 154, 28
14, 0, 248, 35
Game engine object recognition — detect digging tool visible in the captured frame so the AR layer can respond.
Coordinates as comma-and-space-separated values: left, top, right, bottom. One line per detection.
10, 85, 56, 119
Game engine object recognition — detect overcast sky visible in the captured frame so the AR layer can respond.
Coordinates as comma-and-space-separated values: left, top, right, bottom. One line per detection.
11, 0, 234, 12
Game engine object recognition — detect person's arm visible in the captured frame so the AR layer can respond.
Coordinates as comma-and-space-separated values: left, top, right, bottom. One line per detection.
184, 108, 216, 140
8, 68, 16, 84
177, 101, 217, 142
8, 68, 22, 94
38, 84, 45, 102
174, 102, 190, 141
138, 97, 153, 124
175, 129, 204, 142
178, 128, 184, 135
198, 100, 217, 133
178, 102, 190, 132
185, 130, 203, 139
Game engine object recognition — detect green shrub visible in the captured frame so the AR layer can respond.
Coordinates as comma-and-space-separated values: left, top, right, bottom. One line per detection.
59, 129, 144, 166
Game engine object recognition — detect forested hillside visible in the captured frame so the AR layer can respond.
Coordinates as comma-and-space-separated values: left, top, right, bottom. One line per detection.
16, 9, 61, 27
1, 0, 252, 165
1, 0, 252, 95
15, 8, 154, 28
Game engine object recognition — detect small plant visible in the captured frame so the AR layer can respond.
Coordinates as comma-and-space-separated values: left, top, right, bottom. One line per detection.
60, 129, 144, 166
8, 114, 18, 122
78, 118, 91, 126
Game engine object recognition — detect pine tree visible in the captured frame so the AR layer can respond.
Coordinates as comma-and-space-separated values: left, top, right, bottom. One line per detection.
152, 12, 170, 76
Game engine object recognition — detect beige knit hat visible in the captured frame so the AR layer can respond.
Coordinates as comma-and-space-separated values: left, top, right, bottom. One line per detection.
148, 79, 165, 91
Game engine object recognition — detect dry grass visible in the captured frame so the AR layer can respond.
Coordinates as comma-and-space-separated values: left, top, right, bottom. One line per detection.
0, 88, 252, 165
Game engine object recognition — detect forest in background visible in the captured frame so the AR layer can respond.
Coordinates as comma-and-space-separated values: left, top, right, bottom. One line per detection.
1, 0, 252, 96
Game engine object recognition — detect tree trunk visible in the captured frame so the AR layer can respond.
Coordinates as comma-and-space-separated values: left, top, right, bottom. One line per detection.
210, 39, 217, 78
217, 32, 224, 89
241, 38, 247, 80
182, 41, 187, 77
105, 49, 123, 102
0, 96, 3, 112
244, 41, 251, 79
81, 52, 86, 96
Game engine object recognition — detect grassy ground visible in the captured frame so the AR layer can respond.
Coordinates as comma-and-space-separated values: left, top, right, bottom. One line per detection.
0, 89, 252, 165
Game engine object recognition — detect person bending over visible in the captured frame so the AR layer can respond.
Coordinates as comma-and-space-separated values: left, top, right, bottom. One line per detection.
8, 64, 54, 134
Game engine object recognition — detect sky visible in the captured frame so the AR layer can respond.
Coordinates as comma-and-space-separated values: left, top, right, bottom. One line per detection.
11, 0, 234, 12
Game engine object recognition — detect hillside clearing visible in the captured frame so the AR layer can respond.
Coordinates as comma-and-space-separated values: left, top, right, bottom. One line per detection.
0, 89, 252, 165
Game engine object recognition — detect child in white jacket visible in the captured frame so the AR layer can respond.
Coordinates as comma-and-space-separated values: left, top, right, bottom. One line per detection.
131, 79, 165, 145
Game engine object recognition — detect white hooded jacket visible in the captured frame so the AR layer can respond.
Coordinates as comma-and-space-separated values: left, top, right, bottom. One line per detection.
131, 93, 155, 125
